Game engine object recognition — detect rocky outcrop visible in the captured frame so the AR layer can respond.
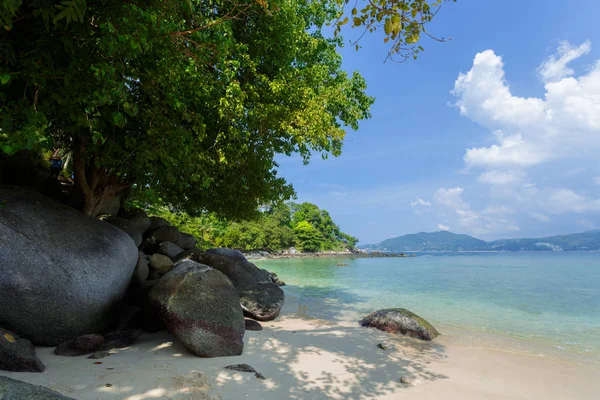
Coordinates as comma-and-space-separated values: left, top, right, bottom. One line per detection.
145, 225, 181, 245
359, 308, 439, 341
119, 208, 151, 235
103, 216, 143, 247
0, 327, 45, 372
149, 253, 174, 276
175, 248, 284, 321
245, 319, 263, 331
0, 376, 74, 399
54, 334, 105, 357
148, 216, 169, 231
0, 188, 138, 345
148, 260, 245, 357
175, 233, 197, 250
132, 252, 150, 286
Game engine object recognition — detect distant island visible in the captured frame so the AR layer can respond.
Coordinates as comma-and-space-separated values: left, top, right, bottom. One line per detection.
361, 230, 600, 252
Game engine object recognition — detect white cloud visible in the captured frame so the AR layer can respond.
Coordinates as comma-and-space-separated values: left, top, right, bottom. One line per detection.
478, 169, 525, 185
410, 197, 431, 208
438, 224, 450, 231
529, 212, 551, 222
453, 41, 600, 170
538, 41, 591, 83
542, 189, 600, 213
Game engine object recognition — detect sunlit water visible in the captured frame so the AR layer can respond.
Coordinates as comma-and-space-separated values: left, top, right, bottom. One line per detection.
255, 253, 600, 366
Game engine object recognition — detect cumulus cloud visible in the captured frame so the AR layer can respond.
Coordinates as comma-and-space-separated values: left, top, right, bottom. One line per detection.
410, 198, 431, 208
478, 169, 525, 185
538, 41, 591, 83
438, 224, 450, 231
542, 189, 600, 213
453, 41, 600, 170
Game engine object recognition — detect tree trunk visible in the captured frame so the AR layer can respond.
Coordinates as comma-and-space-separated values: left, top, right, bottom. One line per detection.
72, 137, 131, 217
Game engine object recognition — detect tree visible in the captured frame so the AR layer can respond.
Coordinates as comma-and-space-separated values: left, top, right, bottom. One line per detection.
293, 220, 324, 252
1, 0, 453, 218
1, 0, 373, 217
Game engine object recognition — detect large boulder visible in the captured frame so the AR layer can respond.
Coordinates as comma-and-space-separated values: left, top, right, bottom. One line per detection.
145, 225, 180, 244
359, 308, 440, 341
103, 216, 143, 247
0, 376, 75, 399
0, 327, 45, 372
54, 334, 105, 357
158, 241, 185, 259
148, 260, 245, 357
176, 248, 284, 321
0, 187, 138, 345
149, 253, 174, 276
119, 207, 151, 235
175, 233, 197, 250
148, 216, 169, 231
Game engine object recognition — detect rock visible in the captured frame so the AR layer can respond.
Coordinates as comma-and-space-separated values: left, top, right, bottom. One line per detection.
176, 249, 284, 321
244, 319, 263, 331
0, 327, 45, 372
359, 308, 439, 341
376, 343, 387, 350
400, 376, 422, 386
145, 225, 180, 244
132, 252, 150, 286
99, 328, 142, 350
0, 376, 75, 399
175, 233, 197, 250
0, 188, 138, 345
96, 195, 121, 217
336, 262, 349, 266
149, 253, 174, 275
274, 279, 286, 286
103, 216, 143, 247
88, 351, 112, 359
148, 260, 245, 357
54, 334, 105, 356
158, 241, 185, 260
148, 216, 169, 231
119, 207, 151, 235
224, 364, 266, 380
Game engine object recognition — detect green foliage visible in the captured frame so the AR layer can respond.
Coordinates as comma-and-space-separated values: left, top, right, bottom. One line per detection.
142, 201, 356, 253
1, 0, 374, 217
334, 0, 457, 62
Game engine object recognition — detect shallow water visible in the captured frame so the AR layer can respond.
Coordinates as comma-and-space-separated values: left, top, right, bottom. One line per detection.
255, 252, 600, 366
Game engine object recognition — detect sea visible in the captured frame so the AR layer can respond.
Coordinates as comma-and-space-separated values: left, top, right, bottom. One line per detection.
254, 252, 600, 367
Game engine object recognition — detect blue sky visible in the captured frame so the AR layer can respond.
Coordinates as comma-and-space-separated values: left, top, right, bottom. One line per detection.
276, 0, 600, 244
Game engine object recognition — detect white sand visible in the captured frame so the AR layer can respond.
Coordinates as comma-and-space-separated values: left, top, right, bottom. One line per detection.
2, 314, 599, 400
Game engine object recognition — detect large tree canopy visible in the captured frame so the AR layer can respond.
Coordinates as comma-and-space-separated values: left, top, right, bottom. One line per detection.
1, 0, 451, 218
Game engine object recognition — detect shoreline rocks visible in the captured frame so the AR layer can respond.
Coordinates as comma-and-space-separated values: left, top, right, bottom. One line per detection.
148, 260, 245, 357
359, 308, 439, 341
0, 187, 138, 345
0, 376, 74, 399
0, 327, 45, 372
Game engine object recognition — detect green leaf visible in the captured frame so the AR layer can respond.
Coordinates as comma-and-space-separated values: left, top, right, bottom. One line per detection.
0, 74, 10, 85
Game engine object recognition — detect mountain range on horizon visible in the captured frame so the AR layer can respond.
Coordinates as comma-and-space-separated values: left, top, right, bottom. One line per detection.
361, 230, 600, 252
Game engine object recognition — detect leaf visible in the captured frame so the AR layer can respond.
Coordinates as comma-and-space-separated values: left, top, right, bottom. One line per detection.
0, 74, 10, 85
339, 17, 349, 26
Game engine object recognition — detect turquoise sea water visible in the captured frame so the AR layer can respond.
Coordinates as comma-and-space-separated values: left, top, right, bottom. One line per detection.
255, 253, 600, 366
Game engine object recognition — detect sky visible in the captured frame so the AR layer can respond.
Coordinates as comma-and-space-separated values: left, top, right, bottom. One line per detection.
275, 0, 600, 244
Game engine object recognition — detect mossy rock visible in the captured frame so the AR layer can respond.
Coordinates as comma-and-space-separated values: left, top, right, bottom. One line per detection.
359, 308, 439, 341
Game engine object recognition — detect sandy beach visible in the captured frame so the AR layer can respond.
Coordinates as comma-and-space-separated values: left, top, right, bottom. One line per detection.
2, 306, 599, 400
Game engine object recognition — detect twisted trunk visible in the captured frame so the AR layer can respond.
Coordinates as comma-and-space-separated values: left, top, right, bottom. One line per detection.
72, 137, 130, 216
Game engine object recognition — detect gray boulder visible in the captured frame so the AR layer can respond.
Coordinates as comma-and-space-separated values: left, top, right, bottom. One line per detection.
0, 327, 44, 372
119, 207, 151, 235
149, 253, 174, 275
359, 308, 440, 341
176, 248, 284, 321
148, 260, 245, 357
0, 187, 138, 345
158, 241, 185, 259
148, 216, 169, 231
54, 334, 105, 357
0, 376, 75, 399
103, 216, 143, 247
175, 233, 197, 250
145, 225, 180, 244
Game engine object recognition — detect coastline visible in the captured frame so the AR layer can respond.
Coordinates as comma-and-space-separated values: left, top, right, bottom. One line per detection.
2, 299, 598, 399
244, 251, 416, 260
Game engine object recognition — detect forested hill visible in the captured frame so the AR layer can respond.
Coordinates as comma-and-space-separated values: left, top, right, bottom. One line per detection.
148, 202, 357, 253
362, 230, 600, 252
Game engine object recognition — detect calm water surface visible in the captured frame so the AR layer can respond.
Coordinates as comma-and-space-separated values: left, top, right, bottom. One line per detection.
255, 253, 600, 366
